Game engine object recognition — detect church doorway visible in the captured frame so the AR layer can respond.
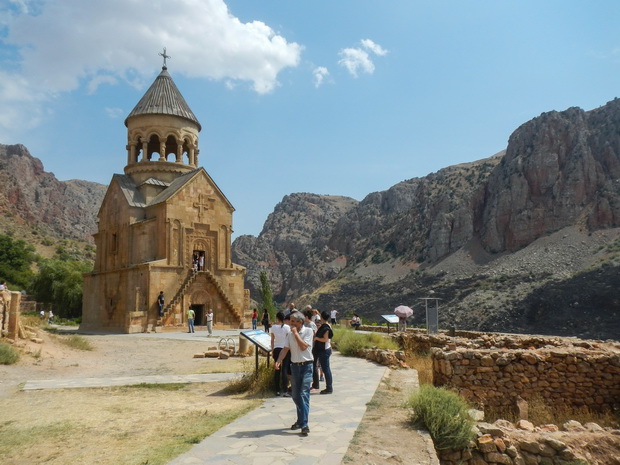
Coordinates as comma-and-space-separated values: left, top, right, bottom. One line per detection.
191, 304, 205, 326
192, 250, 206, 271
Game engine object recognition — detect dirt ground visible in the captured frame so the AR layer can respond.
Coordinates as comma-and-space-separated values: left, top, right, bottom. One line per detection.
342, 369, 440, 465
0, 329, 258, 465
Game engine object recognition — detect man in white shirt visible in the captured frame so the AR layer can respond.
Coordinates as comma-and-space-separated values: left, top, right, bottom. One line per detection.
275, 311, 314, 436
206, 309, 213, 335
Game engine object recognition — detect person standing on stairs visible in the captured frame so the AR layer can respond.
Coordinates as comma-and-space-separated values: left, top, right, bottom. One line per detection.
157, 291, 165, 317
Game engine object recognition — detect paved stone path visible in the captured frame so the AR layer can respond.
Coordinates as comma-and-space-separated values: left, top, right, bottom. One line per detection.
168, 353, 389, 465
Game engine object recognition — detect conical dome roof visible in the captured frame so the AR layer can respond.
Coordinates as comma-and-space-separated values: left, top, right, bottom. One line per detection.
125, 67, 201, 131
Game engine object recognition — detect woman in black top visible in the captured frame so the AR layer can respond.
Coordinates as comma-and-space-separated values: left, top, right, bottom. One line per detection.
261, 309, 270, 332
314, 310, 334, 394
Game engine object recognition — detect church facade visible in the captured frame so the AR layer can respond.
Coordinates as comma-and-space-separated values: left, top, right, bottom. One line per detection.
81, 63, 249, 333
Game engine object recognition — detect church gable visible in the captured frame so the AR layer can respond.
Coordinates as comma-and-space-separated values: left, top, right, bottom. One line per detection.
150, 168, 234, 213
98, 176, 144, 228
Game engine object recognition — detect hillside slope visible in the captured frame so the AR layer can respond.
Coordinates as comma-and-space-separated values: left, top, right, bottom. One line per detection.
0, 144, 106, 257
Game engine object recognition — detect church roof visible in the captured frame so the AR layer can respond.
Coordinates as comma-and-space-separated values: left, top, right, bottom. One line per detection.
113, 174, 147, 208
111, 168, 234, 211
125, 67, 201, 130
140, 177, 170, 188
149, 169, 202, 206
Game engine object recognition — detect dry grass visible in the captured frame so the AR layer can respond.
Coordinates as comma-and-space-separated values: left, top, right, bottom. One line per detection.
405, 350, 433, 385
0, 382, 260, 465
49, 333, 93, 351
0, 330, 264, 464
485, 394, 620, 428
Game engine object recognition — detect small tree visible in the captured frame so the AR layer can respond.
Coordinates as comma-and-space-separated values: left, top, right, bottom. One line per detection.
259, 271, 277, 321
31, 259, 92, 319
0, 234, 36, 289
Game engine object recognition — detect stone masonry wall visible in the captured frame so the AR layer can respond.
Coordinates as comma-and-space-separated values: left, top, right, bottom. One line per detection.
432, 347, 620, 411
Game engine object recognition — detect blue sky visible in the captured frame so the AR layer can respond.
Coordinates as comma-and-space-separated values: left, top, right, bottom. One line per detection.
1, 1, 619, 238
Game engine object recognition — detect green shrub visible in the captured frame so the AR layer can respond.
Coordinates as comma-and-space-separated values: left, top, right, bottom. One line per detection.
332, 327, 399, 356
0, 342, 20, 365
406, 385, 474, 450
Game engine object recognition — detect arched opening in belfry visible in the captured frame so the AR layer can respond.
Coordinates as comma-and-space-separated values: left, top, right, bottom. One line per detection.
164, 135, 177, 161
134, 137, 143, 162
146, 134, 161, 160
182, 137, 192, 164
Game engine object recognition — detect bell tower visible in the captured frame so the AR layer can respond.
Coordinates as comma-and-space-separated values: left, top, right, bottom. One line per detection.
124, 50, 201, 201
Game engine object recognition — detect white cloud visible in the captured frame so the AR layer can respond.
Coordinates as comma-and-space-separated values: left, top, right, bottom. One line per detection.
0, 70, 48, 142
338, 38, 388, 78
0, 0, 303, 137
361, 39, 388, 56
87, 75, 118, 95
339, 48, 374, 77
313, 66, 329, 88
105, 107, 124, 119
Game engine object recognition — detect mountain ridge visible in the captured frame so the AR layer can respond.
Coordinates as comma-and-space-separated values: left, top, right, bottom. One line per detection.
232, 99, 620, 340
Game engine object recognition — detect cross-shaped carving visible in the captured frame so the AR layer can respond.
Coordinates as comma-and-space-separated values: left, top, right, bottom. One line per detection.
193, 194, 214, 222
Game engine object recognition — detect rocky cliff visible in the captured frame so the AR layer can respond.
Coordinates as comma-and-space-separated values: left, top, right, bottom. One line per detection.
233, 99, 620, 339
233, 193, 358, 299
478, 101, 620, 252
0, 144, 106, 243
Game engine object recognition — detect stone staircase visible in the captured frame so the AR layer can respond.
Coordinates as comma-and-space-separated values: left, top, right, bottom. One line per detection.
158, 269, 197, 325
157, 269, 242, 326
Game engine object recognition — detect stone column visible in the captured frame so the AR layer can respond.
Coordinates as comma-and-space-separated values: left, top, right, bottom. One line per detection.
159, 141, 166, 161
142, 141, 149, 162
176, 144, 183, 163
7, 291, 21, 340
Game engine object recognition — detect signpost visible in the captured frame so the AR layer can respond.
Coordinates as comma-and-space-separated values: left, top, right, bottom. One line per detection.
421, 298, 440, 334
240, 329, 272, 374
381, 314, 400, 334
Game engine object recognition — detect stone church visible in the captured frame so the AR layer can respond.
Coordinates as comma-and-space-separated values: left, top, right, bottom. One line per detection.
81, 62, 249, 333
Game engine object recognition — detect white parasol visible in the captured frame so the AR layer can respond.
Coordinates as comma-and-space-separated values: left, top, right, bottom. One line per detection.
394, 305, 413, 318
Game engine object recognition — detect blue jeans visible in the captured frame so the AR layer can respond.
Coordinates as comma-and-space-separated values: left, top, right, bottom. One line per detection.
291, 362, 313, 428
188, 318, 194, 333
317, 349, 333, 391
252, 319, 257, 330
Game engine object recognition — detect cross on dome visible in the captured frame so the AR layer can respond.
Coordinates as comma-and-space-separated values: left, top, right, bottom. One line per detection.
159, 47, 171, 69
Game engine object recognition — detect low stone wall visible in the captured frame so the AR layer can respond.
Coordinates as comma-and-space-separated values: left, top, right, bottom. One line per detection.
432, 346, 620, 411
357, 347, 408, 368
438, 419, 609, 465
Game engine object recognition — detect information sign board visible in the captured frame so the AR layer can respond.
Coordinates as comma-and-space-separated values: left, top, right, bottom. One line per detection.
240, 329, 272, 353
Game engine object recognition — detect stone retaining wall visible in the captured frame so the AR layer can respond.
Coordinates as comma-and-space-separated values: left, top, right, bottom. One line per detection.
432, 346, 620, 411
